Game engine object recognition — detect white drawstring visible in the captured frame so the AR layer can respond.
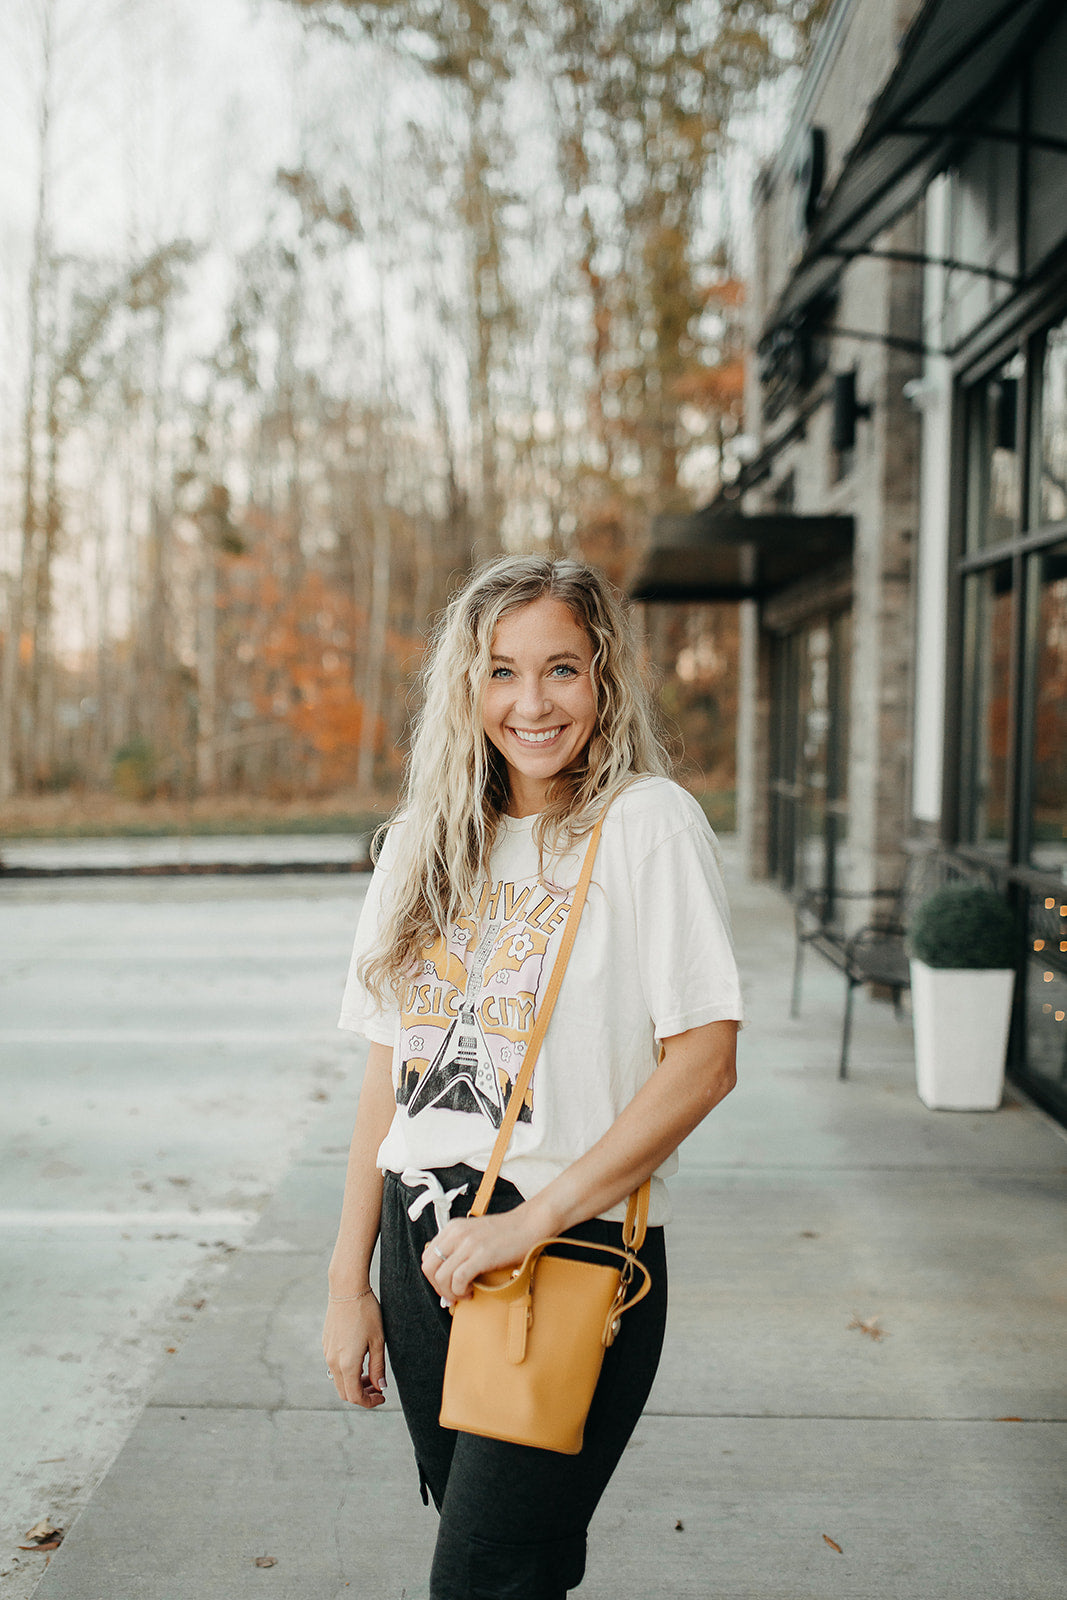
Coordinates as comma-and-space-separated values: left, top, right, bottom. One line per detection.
400, 1169, 469, 1308
400, 1168, 468, 1237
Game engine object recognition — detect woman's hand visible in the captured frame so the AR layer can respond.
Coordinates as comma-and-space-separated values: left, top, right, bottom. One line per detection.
322, 1292, 387, 1408
420, 1205, 542, 1305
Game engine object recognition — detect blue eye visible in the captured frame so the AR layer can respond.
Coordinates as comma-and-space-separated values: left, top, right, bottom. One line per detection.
490, 666, 513, 679
550, 664, 578, 678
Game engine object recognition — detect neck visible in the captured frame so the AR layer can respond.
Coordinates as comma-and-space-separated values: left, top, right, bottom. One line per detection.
508, 784, 547, 812
506, 780, 547, 818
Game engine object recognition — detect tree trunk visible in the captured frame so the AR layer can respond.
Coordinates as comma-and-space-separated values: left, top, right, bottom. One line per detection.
357, 496, 391, 797
1, 0, 54, 797
195, 545, 218, 794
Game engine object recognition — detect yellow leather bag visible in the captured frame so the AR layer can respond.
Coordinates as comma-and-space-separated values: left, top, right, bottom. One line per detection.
439, 813, 654, 1455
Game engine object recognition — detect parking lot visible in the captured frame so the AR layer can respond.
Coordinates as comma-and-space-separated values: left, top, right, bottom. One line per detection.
0, 865, 368, 1599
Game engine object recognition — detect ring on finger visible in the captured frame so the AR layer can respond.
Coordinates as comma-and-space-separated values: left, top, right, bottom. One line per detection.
433, 1244, 449, 1262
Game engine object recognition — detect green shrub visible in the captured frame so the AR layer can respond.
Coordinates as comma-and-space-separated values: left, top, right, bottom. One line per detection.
907, 883, 1017, 969
112, 737, 158, 801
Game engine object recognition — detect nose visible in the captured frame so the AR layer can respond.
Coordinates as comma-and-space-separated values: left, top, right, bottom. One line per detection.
514, 673, 552, 721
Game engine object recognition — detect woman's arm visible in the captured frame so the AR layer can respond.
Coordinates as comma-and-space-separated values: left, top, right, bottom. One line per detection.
323, 1039, 396, 1407
423, 1017, 738, 1302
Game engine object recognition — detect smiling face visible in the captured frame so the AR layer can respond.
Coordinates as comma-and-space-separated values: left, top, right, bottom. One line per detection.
481, 595, 598, 816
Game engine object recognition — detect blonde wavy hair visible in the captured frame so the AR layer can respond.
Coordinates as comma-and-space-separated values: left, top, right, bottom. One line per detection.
359, 554, 671, 1002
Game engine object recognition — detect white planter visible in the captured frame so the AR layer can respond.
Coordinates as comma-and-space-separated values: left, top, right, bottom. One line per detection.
909, 959, 1015, 1110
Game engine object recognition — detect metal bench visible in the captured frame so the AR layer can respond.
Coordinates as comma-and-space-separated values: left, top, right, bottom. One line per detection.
790, 850, 996, 1079
790, 887, 909, 1079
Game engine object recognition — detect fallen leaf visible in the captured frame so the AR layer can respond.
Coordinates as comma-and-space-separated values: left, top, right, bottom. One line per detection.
23, 1521, 61, 1546
254, 1555, 278, 1568
996, 1415, 1023, 1422
847, 1314, 887, 1341
800, 1230, 819, 1238
165, 1346, 177, 1354
674, 1519, 684, 1531
823, 1535, 843, 1553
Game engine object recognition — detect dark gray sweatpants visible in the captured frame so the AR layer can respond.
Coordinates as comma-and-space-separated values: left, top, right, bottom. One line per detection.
379, 1164, 668, 1600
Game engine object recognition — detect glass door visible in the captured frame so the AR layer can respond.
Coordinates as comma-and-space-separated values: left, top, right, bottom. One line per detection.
770, 611, 851, 908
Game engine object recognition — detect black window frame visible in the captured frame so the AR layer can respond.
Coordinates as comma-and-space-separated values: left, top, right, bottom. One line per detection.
948, 307, 1067, 1124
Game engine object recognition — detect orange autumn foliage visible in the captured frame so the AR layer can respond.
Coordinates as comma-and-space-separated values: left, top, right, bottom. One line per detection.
672, 357, 745, 414
698, 277, 746, 310
217, 551, 420, 790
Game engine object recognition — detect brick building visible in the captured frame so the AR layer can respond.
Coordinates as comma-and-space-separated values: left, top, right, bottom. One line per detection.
632, 0, 1067, 1125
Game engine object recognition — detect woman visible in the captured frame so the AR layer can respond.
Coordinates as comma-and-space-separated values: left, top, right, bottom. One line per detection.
326, 554, 743, 1599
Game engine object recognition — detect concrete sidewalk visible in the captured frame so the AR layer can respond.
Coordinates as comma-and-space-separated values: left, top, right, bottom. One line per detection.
28, 853, 1067, 1600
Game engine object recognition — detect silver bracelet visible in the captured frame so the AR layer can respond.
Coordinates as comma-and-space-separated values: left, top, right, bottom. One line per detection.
328, 1287, 374, 1303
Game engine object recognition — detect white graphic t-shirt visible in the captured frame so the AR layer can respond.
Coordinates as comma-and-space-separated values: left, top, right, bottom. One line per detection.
338, 775, 745, 1224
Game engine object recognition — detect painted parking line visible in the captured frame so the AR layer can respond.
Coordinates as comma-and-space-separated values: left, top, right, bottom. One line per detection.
0, 1029, 341, 1043
0, 1209, 260, 1228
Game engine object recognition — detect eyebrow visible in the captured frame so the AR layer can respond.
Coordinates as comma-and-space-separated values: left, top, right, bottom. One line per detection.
489, 651, 584, 664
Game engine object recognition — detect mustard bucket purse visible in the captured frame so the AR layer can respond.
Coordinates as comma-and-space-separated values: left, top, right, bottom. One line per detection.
439, 813, 653, 1455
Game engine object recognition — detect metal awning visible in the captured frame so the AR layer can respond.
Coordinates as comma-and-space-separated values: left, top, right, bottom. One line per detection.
772, 0, 1056, 331
629, 510, 854, 602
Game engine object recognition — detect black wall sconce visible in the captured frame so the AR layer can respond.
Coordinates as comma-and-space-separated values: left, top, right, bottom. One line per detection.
831, 369, 872, 452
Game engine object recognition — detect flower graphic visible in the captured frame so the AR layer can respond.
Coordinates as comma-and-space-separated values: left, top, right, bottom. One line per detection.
507, 931, 535, 962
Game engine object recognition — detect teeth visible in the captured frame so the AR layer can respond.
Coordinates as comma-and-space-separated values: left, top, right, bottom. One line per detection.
511, 727, 562, 744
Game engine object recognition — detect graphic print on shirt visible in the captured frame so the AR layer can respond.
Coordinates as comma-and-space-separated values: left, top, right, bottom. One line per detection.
397, 877, 572, 1128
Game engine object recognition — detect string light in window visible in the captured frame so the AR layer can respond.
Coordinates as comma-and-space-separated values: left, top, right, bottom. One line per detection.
1034, 939, 1046, 950
1044, 972, 1054, 982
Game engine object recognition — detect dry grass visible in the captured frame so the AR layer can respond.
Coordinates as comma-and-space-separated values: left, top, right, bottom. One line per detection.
0, 791, 393, 839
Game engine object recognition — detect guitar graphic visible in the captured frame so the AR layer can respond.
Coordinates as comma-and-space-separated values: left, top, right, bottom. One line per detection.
405, 921, 522, 1127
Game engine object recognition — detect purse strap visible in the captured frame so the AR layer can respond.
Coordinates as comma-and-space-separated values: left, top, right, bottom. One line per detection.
469, 811, 605, 1218
468, 809, 650, 1245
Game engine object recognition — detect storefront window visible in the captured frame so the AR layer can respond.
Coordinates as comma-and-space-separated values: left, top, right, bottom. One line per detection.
966, 355, 1023, 551
798, 623, 831, 892
1029, 542, 1067, 871
827, 609, 850, 893
769, 612, 850, 903
1038, 322, 1067, 526
1025, 960, 1067, 1102
960, 566, 1012, 852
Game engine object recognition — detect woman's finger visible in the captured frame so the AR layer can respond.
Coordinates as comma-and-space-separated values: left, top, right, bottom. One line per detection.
421, 1238, 456, 1287
420, 1237, 479, 1303
343, 1360, 383, 1408
368, 1335, 388, 1398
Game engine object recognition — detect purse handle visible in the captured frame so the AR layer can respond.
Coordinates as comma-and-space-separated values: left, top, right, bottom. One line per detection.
468, 809, 650, 1248
470, 1236, 653, 1358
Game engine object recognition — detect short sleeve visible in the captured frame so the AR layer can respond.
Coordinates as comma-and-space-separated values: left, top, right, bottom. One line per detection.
338, 829, 401, 1046
631, 818, 746, 1038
